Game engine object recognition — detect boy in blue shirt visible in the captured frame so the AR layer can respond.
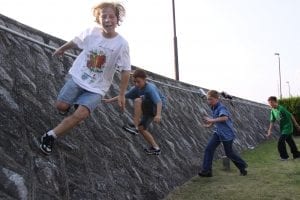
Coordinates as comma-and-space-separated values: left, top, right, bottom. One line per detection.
199, 90, 248, 177
104, 69, 166, 155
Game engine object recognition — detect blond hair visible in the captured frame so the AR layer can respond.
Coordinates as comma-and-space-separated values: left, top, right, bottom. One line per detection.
207, 90, 220, 99
93, 2, 125, 25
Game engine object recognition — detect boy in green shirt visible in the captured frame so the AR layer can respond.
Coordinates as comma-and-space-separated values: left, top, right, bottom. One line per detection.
267, 96, 300, 160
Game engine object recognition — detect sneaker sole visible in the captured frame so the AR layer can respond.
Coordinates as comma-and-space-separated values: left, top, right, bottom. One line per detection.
39, 144, 51, 155
145, 151, 161, 156
122, 126, 139, 135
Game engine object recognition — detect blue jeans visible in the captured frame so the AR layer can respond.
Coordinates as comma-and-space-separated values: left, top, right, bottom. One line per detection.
201, 133, 247, 172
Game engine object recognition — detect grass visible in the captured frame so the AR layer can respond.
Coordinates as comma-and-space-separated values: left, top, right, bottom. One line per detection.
166, 137, 300, 200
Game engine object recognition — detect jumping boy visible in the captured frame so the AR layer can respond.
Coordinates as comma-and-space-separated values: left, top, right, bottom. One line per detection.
104, 69, 166, 155
40, 2, 131, 155
267, 96, 300, 160
199, 90, 248, 177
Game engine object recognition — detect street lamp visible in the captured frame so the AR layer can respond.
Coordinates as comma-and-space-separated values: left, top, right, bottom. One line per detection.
172, 0, 179, 81
274, 53, 282, 99
286, 81, 291, 97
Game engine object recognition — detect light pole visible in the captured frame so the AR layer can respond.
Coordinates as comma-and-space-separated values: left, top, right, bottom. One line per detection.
286, 81, 291, 97
172, 0, 179, 81
274, 53, 282, 99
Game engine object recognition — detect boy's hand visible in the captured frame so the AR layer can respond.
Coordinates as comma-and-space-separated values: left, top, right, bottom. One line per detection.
203, 122, 213, 128
203, 116, 214, 128
296, 125, 300, 131
267, 129, 272, 138
204, 116, 214, 124
118, 95, 126, 112
102, 98, 112, 103
53, 48, 65, 57
154, 115, 161, 123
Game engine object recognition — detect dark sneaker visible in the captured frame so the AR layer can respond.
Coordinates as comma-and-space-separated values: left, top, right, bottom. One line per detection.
240, 169, 248, 176
122, 124, 139, 135
293, 152, 300, 159
40, 133, 55, 155
144, 147, 161, 155
198, 170, 213, 177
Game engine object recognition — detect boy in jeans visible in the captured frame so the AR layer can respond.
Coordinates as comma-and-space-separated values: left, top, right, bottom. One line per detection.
267, 96, 300, 160
199, 90, 248, 177
40, 2, 131, 155
104, 69, 166, 155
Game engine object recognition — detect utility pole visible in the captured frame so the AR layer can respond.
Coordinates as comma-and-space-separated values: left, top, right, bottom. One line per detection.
172, 0, 179, 81
274, 53, 282, 99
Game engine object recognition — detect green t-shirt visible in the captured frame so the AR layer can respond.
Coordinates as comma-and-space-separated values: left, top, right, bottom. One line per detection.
270, 105, 293, 135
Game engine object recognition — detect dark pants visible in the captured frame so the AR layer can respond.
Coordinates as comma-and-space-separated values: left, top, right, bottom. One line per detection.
278, 134, 300, 159
202, 134, 247, 172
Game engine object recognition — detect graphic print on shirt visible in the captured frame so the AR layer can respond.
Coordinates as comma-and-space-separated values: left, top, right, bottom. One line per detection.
81, 46, 113, 84
87, 50, 106, 72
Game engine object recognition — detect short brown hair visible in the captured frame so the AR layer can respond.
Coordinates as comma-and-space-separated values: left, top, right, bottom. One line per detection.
268, 96, 277, 102
93, 2, 125, 25
133, 69, 147, 79
207, 90, 220, 99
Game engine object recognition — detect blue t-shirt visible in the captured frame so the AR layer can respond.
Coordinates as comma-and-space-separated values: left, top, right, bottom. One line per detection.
211, 102, 235, 141
125, 82, 166, 107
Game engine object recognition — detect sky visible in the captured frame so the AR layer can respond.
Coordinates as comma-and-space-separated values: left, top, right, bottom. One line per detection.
1, 0, 299, 103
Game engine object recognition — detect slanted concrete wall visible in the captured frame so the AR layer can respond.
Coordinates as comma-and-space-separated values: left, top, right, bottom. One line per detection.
0, 14, 277, 200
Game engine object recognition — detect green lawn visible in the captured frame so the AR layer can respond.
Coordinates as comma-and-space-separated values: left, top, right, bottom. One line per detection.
166, 137, 300, 200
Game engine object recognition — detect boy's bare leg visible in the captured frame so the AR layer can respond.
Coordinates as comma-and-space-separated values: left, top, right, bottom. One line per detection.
56, 101, 70, 112
53, 106, 90, 137
139, 128, 159, 148
133, 98, 142, 127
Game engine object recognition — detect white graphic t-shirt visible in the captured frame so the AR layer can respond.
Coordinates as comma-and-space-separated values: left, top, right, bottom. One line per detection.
69, 27, 131, 95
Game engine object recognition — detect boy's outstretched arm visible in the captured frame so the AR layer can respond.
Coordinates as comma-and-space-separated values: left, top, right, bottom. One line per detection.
118, 70, 130, 111
53, 41, 77, 56
291, 115, 300, 131
203, 116, 227, 128
154, 102, 162, 123
103, 96, 119, 103
204, 116, 228, 123
267, 122, 274, 137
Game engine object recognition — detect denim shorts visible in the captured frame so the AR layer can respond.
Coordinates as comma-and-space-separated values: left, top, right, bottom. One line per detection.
57, 78, 103, 112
